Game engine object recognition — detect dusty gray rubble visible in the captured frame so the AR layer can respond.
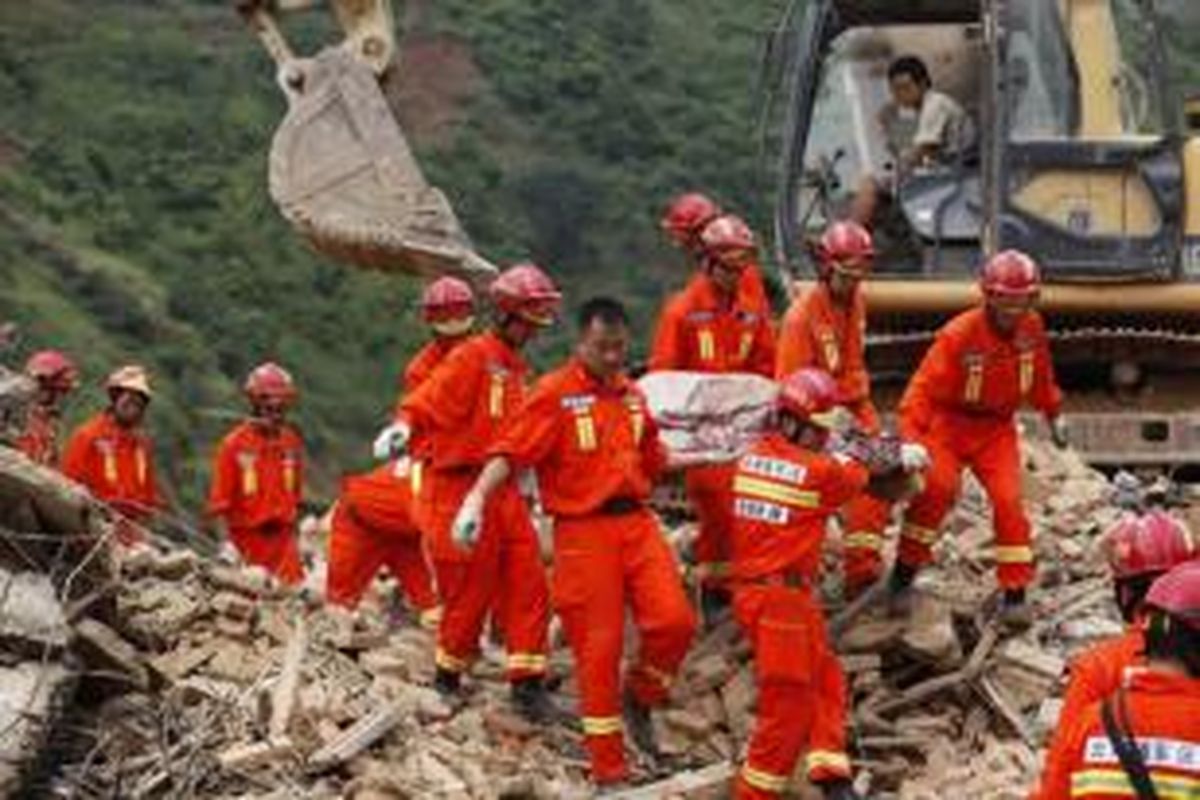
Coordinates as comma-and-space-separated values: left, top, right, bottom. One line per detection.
0, 433, 1161, 799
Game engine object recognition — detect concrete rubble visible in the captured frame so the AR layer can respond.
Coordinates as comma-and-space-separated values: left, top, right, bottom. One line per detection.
0, 432, 1173, 798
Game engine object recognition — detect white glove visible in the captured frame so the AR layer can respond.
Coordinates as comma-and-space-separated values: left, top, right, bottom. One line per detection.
900, 443, 931, 472
372, 421, 411, 460
452, 490, 486, 550
1049, 416, 1069, 450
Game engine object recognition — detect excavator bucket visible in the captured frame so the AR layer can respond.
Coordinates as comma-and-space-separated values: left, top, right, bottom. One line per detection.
268, 47, 497, 280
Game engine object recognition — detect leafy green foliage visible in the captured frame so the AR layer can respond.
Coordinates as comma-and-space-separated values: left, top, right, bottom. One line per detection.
0, 0, 784, 513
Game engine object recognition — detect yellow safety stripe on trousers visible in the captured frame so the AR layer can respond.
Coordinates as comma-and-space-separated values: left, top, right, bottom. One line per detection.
819, 329, 841, 373
1019, 351, 1035, 396
900, 522, 940, 546
963, 362, 984, 404
573, 409, 597, 451
506, 653, 548, 672
733, 475, 821, 509
488, 374, 504, 419
741, 765, 789, 792
435, 647, 468, 672
697, 329, 716, 362
994, 545, 1035, 565
1070, 768, 1200, 799
581, 716, 623, 736
806, 750, 851, 777
135, 447, 148, 487
844, 531, 884, 552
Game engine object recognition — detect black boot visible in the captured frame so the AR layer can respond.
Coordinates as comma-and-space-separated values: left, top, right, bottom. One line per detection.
699, 586, 731, 628
433, 667, 462, 698
998, 588, 1033, 631
621, 689, 660, 758
818, 778, 862, 800
510, 677, 562, 724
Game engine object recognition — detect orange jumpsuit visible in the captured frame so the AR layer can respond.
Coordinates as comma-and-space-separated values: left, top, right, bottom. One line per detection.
208, 421, 305, 585
1033, 671, 1200, 799
1049, 628, 1146, 751
742, 262, 773, 320
728, 433, 866, 798
400, 331, 548, 683
16, 405, 64, 468
776, 282, 889, 591
324, 337, 463, 614
898, 307, 1062, 590
491, 358, 696, 784
63, 412, 160, 543
650, 273, 776, 586
325, 460, 438, 618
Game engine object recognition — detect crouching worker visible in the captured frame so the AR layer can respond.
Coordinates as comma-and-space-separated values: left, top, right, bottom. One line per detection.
729, 368, 927, 800
453, 298, 697, 791
208, 363, 305, 585
325, 459, 440, 626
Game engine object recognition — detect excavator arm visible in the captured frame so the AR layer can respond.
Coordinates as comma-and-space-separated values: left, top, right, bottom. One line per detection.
234, 0, 497, 281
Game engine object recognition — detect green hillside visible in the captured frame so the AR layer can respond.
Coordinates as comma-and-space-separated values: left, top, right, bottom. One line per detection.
0, 0, 783, 512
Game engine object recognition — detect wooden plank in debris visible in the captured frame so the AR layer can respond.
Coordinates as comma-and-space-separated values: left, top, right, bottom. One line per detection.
74, 618, 150, 690
269, 615, 308, 740
306, 703, 403, 772
605, 762, 735, 799
218, 737, 296, 771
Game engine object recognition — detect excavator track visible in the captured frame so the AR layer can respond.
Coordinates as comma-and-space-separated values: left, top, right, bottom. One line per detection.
866, 323, 1200, 473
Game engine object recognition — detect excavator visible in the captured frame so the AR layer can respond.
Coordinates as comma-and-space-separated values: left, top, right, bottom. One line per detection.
770, 0, 1200, 472
233, 0, 496, 281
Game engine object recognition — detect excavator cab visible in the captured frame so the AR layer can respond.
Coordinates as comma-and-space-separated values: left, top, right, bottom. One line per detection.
776, 0, 1191, 280
771, 0, 1200, 470
235, 0, 496, 281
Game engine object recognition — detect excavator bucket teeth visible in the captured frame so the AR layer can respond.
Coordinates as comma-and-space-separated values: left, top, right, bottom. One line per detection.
268, 47, 497, 281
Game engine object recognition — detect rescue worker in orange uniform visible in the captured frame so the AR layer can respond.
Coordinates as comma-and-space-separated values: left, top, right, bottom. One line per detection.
891, 250, 1067, 627
729, 368, 927, 800
776, 221, 890, 596
16, 350, 79, 468
327, 278, 476, 620
455, 297, 697, 789
660, 192, 771, 317
650, 214, 776, 614
395, 264, 559, 722
1033, 561, 1200, 800
63, 365, 161, 542
208, 363, 306, 585
1055, 510, 1195, 739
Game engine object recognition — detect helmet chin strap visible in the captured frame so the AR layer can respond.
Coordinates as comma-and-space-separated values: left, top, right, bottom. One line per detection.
431, 316, 474, 337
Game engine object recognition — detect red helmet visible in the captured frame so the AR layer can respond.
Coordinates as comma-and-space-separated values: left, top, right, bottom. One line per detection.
244, 362, 297, 405
490, 263, 562, 327
661, 193, 721, 247
1105, 511, 1195, 580
816, 221, 875, 278
1145, 561, 1200, 630
981, 250, 1041, 298
700, 214, 756, 255
25, 350, 79, 391
777, 368, 840, 425
421, 277, 475, 325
